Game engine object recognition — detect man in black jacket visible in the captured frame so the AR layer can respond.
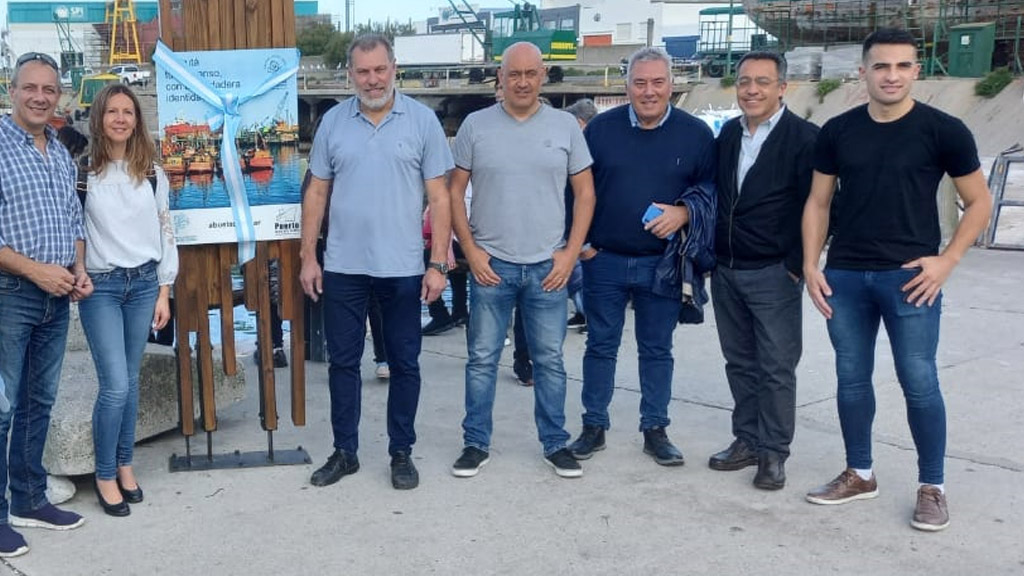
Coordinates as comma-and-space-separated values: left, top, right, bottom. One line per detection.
707, 51, 818, 490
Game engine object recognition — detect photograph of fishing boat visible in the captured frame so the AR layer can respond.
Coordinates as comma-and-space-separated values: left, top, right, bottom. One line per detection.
159, 120, 301, 211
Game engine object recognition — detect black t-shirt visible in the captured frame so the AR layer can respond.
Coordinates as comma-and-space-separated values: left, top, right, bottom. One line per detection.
815, 102, 980, 270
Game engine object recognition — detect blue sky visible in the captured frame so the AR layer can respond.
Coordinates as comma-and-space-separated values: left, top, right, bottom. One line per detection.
321, 0, 442, 27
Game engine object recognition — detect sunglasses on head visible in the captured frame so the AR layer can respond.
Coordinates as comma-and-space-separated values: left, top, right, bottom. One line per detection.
16, 52, 60, 72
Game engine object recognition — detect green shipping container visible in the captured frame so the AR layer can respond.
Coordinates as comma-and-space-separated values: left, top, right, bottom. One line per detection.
948, 22, 996, 78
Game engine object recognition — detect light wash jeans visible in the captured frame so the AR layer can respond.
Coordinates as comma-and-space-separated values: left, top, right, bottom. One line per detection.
78, 262, 159, 480
462, 257, 570, 456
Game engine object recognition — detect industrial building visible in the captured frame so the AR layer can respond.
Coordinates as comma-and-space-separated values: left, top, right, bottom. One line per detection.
1, 0, 319, 69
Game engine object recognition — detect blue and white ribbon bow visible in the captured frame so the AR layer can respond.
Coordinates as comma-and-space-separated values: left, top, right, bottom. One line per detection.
153, 40, 299, 263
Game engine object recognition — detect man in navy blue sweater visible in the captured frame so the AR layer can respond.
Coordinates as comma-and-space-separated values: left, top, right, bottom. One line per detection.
569, 47, 716, 466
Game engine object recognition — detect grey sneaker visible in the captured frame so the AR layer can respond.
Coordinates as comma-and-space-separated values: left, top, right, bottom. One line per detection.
806, 468, 879, 505
451, 447, 490, 478
911, 485, 950, 532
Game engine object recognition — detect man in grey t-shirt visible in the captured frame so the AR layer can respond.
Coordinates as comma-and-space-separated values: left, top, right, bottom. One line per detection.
448, 42, 596, 479
300, 34, 454, 491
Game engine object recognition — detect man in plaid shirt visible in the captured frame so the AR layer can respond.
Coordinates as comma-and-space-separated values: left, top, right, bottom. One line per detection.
0, 53, 92, 557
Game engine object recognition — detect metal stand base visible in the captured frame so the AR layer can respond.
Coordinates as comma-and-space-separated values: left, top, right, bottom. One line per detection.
169, 446, 311, 472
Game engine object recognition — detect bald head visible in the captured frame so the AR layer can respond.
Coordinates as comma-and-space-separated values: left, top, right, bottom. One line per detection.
499, 42, 546, 117
501, 42, 543, 71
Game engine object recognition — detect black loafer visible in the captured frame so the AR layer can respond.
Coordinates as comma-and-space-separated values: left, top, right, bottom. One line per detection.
117, 478, 144, 504
390, 451, 419, 490
95, 481, 130, 517
310, 449, 360, 487
709, 438, 758, 471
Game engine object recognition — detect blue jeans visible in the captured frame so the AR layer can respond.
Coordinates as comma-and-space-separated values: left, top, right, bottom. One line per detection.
463, 257, 569, 455
825, 267, 945, 484
323, 272, 423, 456
78, 262, 159, 480
581, 251, 681, 431
567, 261, 585, 317
0, 272, 70, 522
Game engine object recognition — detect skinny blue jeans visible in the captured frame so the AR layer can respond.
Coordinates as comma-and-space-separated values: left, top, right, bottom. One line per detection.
825, 267, 945, 485
78, 262, 160, 480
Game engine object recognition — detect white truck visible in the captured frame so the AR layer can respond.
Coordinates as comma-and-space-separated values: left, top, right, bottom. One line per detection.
394, 33, 486, 67
108, 64, 152, 86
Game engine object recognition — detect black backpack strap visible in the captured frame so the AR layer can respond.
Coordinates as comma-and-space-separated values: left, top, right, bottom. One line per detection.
76, 160, 89, 207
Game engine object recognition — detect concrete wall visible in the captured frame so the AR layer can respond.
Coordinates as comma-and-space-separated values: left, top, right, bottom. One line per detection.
679, 78, 1024, 157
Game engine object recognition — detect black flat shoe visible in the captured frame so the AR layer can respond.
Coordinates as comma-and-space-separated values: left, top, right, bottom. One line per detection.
117, 478, 144, 504
95, 481, 130, 517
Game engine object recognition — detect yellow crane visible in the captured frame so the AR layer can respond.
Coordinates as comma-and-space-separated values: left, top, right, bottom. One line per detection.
106, 0, 142, 65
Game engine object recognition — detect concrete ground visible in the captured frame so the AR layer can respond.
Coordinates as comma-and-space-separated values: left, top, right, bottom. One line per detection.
2, 248, 1022, 576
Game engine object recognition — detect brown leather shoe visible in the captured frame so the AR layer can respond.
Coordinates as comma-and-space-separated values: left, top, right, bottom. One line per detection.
806, 468, 879, 505
910, 485, 950, 532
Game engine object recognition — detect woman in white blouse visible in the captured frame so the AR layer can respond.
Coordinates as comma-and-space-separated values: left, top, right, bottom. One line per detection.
78, 84, 178, 517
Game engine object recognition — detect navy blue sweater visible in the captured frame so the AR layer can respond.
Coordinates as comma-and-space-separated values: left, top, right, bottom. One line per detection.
584, 105, 716, 256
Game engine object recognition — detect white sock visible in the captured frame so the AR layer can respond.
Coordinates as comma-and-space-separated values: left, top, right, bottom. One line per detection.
853, 468, 873, 480
923, 483, 945, 494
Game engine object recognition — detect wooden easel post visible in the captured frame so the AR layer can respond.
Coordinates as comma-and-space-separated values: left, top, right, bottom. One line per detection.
159, 0, 309, 471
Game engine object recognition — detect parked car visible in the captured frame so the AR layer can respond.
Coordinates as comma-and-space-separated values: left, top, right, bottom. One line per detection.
60, 67, 94, 90
108, 64, 152, 86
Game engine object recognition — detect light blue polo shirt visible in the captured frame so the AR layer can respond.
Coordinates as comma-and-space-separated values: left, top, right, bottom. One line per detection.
310, 91, 454, 276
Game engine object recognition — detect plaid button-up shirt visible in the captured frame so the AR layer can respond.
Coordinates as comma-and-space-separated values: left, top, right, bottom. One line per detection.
0, 115, 84, 268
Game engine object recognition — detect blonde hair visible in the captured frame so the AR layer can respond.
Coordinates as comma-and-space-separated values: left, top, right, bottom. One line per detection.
88, 84, 158, 183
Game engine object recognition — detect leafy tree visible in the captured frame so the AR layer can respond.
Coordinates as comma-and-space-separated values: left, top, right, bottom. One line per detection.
323, 31, 355, 69
354, 20, 416, 42
297, 21, 339, 56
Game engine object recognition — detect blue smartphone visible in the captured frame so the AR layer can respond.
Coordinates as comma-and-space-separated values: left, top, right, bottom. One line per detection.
642, 204, 675, 240
641, 204, 663, 225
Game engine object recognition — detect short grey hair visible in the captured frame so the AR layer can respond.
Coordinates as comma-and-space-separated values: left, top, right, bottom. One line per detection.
736, 51, 788, 82
565, 98, 598, 124
347, 34, 394, 67
627, 47, 672, 83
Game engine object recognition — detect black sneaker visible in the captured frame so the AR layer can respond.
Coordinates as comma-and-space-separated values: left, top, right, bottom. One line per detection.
569, 425, 606, 460
422, 318, 456, 336
10, 503, 84, 531
310, 449, 360, 487
390, 451, 419, 490
567, 312, 586, 329
512, 357, 534, 386
452, 313, 469, 327
272, 348, 288, 368
451, 446, 490, 478
0, 525, 28, 558
642, 427, 685, 466
544, 448, 583, 478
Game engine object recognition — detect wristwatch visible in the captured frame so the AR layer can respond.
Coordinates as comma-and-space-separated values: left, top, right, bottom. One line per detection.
427, 261, 450, 274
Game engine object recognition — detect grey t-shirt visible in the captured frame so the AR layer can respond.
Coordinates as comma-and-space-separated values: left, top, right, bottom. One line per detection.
453, 103, 592, 264
310, 92, 453, 276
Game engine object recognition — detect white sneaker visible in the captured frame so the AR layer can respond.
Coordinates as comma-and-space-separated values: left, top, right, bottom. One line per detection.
375, 362, 390, 380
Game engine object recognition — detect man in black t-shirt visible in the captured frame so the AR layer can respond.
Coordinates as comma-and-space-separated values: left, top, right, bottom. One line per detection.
801, 28, 992, 532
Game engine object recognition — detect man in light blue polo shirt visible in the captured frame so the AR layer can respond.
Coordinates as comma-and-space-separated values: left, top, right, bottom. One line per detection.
300, 34, 454, 491
448, 42, 596, 479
